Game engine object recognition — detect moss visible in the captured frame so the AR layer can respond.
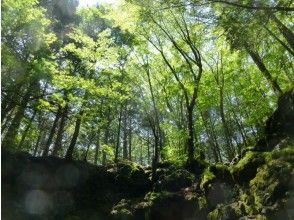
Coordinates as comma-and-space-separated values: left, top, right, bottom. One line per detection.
210, 163, 233, 183
185, 158, 207, 175
271, 146, 294, 163
200, 168, 216, 190
207, 208, 219, 220
110, 199, 133, 217
144, 191, 173, 203
256, 214, 267, 220
197, 196, 207, 210
207, 202, 244, 220
249, 160, 292, 211
154, 168, 195, 192
230, 151, 265, 184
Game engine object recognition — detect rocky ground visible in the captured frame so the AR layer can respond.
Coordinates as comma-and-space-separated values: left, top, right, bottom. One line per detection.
2, 90, 294, 220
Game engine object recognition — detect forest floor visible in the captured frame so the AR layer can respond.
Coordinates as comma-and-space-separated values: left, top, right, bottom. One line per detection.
2, 90, 294, 220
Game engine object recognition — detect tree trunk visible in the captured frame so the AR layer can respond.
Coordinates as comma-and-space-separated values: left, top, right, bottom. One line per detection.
83, 141, 92, 162
269, 13, 294, 50
102, 117, 111, 166
1, 91, 19, 123
94, 130, 100, 165
65, 111, 84, 160
122, 111, 128, 160
1, 109, 15, 135
219, 87, 235, 160
186, 107, 195, 162
128, 119, 132, 161
33, 131, 43, 156
2, 88, 31, 148
52, 105, 68, 156
115, 104, 123, 162
17, 110, 37, 149
246, 47, 283, 94
201, 111, 221, 163
42, 107, 62, 156
264, 25, 294, 56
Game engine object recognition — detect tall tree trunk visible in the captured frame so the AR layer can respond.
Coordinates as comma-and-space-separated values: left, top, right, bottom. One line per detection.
147, 136, 151, 165
1, 109, 15, 135
115, 104, 123, 162
102, 128, 110, 166
33, 131, 43, 156
2, 88, 31, 148
102, 113, 112, 166
229, 104, 248, 146
83, 139, 93, 162
122, 110, 128, 160
186, 106, 195, 162
1, 91, 19, 123
263, 25, 294, 56
42, 107, 62, 156
201, 112, 221, 163
128, 118, 132, 161
269, 13, 294, 50
65, 111, 83, 160
94, 130, 100, 165
219, 87, 235, 160
145, 62, 162, 179
52, 105, 68, 156
246, 47, 283, 94
17, 110, 37, 149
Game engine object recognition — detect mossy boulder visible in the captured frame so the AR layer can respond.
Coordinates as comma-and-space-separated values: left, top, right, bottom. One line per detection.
250, 160, 293, 211
143, 191, 204, 220
185, 158, 207, 175
271, 146, 294, 164
210, 164, 233, 184
207, 202, 245, 220
265, 89, 294, 149
231, 151, 266, 184
113, 161, 152, 194
154, 168, 195, 192
200, 168, 216, 191
110, 199, 133, 219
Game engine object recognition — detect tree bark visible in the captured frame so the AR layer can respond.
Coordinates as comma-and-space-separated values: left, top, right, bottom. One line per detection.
269, 13, 294, 50
17, 110, 37, 149
115, 104, 123, 162
52, 104, 68, 156
246, 46, 283, 94
122, 111, 128, 160
128, 118, 132, 161
94, 130, 100, 165
2, 87, 32, 148
42, 107, 62, 156
65, 110, 84, 160
186, 107, 195, 161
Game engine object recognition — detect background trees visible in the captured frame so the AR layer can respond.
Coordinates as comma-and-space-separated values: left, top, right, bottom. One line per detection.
2, 0, 293, 166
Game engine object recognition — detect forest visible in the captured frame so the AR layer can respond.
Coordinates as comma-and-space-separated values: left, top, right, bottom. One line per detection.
1, 0, 294, 219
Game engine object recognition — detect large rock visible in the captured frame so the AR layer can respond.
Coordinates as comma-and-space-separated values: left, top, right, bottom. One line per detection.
257, 89, 294, 151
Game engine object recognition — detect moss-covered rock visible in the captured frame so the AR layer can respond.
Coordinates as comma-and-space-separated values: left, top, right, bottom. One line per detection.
185, 158, 207, 175
210, 164, 233, 184
207, 202, 245, 220
143, 191, 205, 220
250, 160, 292, 211
200, 168, 216, 191
110, 199, 133, 219
154, 168, 195, 192
271, 146, 294, 164
113, 161, 152, 194
231, 151, 266, 184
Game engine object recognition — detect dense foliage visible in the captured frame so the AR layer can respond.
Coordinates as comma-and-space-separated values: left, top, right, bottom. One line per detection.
2, 0, 293, 167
